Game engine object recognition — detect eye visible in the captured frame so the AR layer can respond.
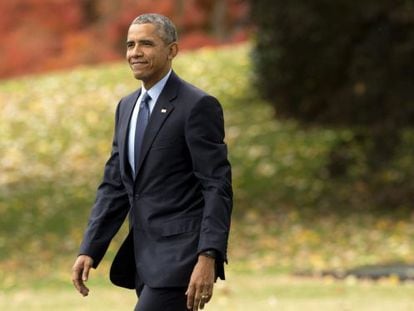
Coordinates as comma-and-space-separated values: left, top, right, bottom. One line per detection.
141, 40, 154, 47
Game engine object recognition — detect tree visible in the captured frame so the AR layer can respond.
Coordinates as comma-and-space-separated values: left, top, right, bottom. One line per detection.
0, 0, 250, 78
251, 0, 414, 206
252, 0, 414, 124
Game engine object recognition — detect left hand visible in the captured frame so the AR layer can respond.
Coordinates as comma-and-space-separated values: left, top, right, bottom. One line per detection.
185, 255, 215, 310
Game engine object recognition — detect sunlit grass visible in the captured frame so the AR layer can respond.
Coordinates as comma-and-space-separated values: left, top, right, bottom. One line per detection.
1, 44, 414, 305
1, 270, 414, 311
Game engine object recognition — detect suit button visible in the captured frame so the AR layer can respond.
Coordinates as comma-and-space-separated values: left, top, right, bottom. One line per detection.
134, 194, 140, 200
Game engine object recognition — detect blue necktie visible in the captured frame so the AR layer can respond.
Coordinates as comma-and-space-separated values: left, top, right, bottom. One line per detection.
134, 92, 151, 175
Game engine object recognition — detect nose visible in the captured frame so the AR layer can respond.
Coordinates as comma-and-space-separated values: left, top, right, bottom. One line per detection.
132, 45, 144, 57
128, 45, 143, 59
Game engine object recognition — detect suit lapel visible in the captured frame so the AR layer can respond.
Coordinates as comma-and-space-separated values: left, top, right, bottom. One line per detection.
135, 72, 180, 178
119, 89, 140, 182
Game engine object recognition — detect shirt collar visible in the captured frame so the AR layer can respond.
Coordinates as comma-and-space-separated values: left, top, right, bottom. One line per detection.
141, 69, 172, 106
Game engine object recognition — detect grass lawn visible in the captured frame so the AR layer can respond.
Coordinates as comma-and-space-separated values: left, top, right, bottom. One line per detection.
1, 269, 414, 310
1, 43, 414, 310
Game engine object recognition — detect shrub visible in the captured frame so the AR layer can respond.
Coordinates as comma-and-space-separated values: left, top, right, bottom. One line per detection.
251, 0, 414, 128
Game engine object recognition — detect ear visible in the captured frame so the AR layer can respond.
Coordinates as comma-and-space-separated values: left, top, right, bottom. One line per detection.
168, 42, 178, 60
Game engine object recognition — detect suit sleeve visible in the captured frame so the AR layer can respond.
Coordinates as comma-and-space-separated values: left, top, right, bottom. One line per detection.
79, 102, 130, 268
185, 95, 233, 263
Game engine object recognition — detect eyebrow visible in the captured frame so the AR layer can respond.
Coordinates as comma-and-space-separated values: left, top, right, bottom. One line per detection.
126, 39, 155, 45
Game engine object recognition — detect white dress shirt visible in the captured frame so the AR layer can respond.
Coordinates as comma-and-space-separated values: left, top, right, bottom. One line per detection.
128, 70, 172, 175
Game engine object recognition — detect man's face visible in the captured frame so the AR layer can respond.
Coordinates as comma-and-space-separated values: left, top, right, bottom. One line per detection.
126, 23, 177, 89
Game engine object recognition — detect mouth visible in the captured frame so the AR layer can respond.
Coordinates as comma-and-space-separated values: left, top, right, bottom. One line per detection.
130, 60, 148, 68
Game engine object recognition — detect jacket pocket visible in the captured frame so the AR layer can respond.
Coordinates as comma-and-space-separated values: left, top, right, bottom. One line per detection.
153, 217, 201, 237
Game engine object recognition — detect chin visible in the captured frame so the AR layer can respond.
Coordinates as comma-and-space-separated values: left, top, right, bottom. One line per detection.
132, 72, 143, 80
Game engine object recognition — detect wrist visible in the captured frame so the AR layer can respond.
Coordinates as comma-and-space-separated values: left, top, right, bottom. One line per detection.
199, 249, 217, 261
198, 255, 215, 266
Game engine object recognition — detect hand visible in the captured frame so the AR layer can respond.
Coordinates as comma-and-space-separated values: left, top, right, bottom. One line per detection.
71, 255, 94, 297
185, 255, 215, 311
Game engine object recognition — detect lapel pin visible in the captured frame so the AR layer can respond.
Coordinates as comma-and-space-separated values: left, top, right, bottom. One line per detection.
161, 108, 167, 113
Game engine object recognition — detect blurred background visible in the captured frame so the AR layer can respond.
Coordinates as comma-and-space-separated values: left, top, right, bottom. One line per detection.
1, 0, 414, 310
0, 0, 249, 78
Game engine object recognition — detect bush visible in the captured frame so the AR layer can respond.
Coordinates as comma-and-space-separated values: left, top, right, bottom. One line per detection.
251, 0, 414, 207
251, 0, 414, 128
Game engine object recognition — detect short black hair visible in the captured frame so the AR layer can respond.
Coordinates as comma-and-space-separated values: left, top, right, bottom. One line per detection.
131, 13, 178, 44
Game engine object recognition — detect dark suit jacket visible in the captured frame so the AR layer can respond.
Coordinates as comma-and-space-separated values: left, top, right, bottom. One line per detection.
79, 71, 232, 290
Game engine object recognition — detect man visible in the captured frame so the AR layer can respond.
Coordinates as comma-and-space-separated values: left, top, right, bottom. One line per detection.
71, 13, 232, 311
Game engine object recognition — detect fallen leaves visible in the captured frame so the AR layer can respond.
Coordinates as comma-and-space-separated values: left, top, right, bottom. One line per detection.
1, 44, 414, 286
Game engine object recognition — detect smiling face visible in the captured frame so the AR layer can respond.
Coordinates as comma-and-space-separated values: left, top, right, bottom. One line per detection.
126, 23, 178, 89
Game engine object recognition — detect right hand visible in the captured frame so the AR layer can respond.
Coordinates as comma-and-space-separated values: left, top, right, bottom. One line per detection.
71, 255, 94, 297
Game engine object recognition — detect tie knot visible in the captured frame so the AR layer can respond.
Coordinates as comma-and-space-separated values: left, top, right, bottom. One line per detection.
140, 93, 151, 108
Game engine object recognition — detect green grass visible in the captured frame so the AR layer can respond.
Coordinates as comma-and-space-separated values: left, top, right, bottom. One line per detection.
1, 270, 414, 310
1, 44, 414, 308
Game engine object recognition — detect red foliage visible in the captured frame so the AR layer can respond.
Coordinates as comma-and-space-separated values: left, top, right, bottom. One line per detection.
0, 0, 250, 79
179, 31, 220, 50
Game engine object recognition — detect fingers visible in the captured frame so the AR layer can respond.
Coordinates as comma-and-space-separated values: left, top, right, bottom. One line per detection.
185, 284, 195, 310
186, 257, 215, 310
186, 283, 213, 311
193, 287, 202, 311
71, 256, 93, 297
72, 267, 89, 296
199, 292, 206, 310
200, 286, 213, 310
203, 286, 214, 304
73, 277, 89, 296
82, 260, 92, 282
